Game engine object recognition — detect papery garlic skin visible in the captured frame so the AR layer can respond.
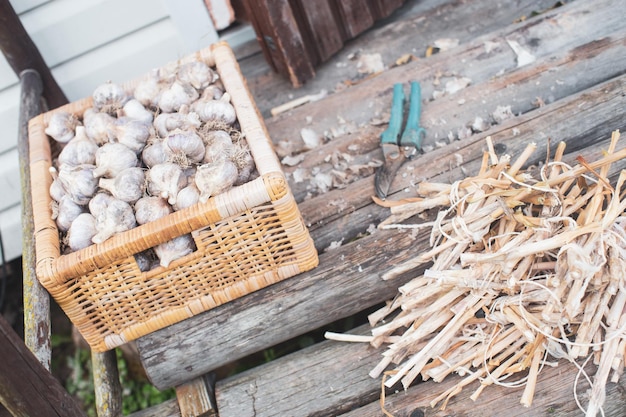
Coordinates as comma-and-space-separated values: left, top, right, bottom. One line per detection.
134, 196, 172, 225
92, 198, 136, 244
49, 177, 67, 203
147, 162, 187, 205
45, 111, 80, 143
231, 140, 256, 185
163, 129, 205, 167
57, 164, 99, 205
98, 167, 146, 204
93, 142, 138, 178
114, 118, 151, 153
141, 139, 168, 168
121, 99, 154, 124
195, 159, 238, 203
83, 108, 116, 145
158, 81, 199, 113
174, 183, 200, 211
93, 81, 129, 115
57, 126, 99, 167
88, 192, 115, 218
55, 195, 84, 232
66, 213, 97, 252
154, 234, 195, 268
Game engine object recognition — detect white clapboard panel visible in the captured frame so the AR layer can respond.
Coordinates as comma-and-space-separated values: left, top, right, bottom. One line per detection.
0, 203, 22, 261
0, 86, 20, 156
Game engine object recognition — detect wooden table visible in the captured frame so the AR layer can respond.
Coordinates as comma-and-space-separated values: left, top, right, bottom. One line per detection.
133, 0, 626, 415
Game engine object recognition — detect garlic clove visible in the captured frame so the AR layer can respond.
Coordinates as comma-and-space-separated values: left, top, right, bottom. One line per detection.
45, 111, 80, 143
195, 159, 238, 203
114, 117, 152, 153
98, 167, 146, 203
83, 108, 116, 146
57, 164, 99, 205
147, 162, 187, 205
65, 213, 97, 252
93, 142, 138, 178
176, 61, 216, 90
134, 196, 172, 225
174, 183, 200, 211
202, 130, 233, 164
55, 195, 84, 232
154, 234, 195, 268
92, 81, 129, 115
57, 126, 99, 167
158, 81, 199, 113
120, 99, 154, 124
163, 129, 205, 167
92, 198, 136, 244
141, 139, 168, 168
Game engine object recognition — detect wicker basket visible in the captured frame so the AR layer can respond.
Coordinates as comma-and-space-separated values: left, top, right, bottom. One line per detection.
28, 42, 318, 352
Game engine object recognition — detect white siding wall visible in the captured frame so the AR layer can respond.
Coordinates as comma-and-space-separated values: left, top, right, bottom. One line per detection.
0, 0, 253, 261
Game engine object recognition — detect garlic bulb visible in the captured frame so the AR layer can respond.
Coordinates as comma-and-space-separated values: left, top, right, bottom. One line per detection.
163, 129, 205, 167
57, 126, 99, 167
177, 61, 216, 90
200, 84, 224, 101
92, 198, 136, 244
121, 99, 154, 124
93, 142, 138, 178
147, 162, 187, 205
98, 167, 146, 203
83, 108, 116, 145
174, 183, 200, 211
49, 176, 67, 203
202, 130, 233, 164
57, 164, 98, 205
134, 196, 172, 225
153, 112, 201, 138
88, 192, 115, 217
158, 81, 199, 113
66, 213, 97, 252
195, 159, 238, 203
231, 140, 256, 185
192, 95, 236, 125
141, 139, 168, 168
93, 81, 129, 115
154, 234, 195, 267
133, 69, 169, 108
45, 111, 80, 143
114, 118, 151, 153
55, 195, 84, 232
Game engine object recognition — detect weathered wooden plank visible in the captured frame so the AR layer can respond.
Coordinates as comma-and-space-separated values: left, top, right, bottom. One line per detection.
175, 374, 217, 417
294, 0, 344, 63
128, 399, 180, 417
0, 314, 86, 417
335, 0, 375, 39
137, 73, 626, 390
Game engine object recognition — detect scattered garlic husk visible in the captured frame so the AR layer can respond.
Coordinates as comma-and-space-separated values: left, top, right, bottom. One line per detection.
141, 139, 168, 168
153, 111, 201, 138
92, 197, 136, 244
163, 129, 205, 167
57, 164, 98, 205
147, 162, 187, 205
158, 81, 199, 113
154, 234, 195, 268
134, 196, 172, 225
83, 108, 116, 145
202, 130, 233, 164
92, 81, 129, 115
114, 118, 152, 153
176, 61, 216, 90
195, 159, 238, 203
55, 195, 84, 232
120, 99, 154, 124
174, 183, 200, 211
44, 111, 80, 143
192, 94, 236, 125
98, 167, 146, 203
57, 126, 99, 167
65, 213, 97, 252
93, 142, 138, 178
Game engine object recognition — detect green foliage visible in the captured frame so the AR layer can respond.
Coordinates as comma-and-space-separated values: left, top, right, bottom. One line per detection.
64, 347, 175, 415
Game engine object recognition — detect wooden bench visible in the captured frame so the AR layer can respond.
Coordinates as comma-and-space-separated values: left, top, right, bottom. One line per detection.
13, 0, 626, 416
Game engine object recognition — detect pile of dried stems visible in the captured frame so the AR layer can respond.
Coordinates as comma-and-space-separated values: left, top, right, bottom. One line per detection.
329, 131, 626, 415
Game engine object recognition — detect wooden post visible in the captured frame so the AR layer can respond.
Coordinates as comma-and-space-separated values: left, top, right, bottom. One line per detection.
92, 350, 123, 417
0, 314, 87, 416
0, 0, 68, 109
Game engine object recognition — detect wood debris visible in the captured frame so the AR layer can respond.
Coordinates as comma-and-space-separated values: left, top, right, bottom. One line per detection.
331, 131, 626, 415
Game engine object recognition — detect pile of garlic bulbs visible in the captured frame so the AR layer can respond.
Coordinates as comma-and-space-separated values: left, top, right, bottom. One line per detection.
45, 60, 256, 269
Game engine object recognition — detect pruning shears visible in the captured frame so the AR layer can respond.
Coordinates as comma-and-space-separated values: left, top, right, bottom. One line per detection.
374, 81, 425, 199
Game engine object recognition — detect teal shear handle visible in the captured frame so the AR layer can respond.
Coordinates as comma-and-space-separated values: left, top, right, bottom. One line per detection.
400, 81, 425, 155
380, 83, 405, 148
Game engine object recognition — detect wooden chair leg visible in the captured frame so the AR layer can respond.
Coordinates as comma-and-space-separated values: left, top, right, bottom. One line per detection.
92, 350, 123, 417
176, 373, 217, 417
